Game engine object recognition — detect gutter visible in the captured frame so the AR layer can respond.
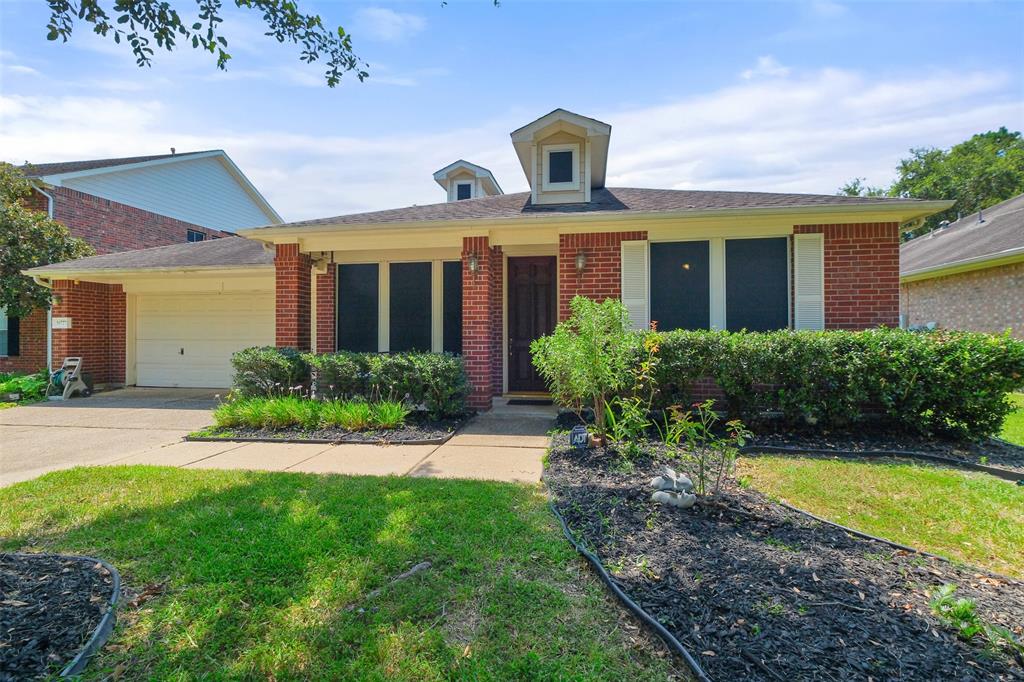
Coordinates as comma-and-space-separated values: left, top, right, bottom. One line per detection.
900, 245, 1024, 282
23, 263, 274, 279
33, 183, 56, 373
237, 199, 955, 239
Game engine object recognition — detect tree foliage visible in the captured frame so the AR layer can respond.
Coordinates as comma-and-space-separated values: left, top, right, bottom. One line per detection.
44, 0, 368, 87
840, 127, 1024, 235
0, 164, 94, 316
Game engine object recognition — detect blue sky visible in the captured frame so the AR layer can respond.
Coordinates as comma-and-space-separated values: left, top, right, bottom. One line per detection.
1, 0, 1022, 223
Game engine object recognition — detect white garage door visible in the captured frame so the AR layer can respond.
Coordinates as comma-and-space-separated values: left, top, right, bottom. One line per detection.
136, 291, 274, 388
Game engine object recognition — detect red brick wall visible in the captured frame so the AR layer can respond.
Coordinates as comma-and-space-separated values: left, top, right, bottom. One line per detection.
315, 267, 336, 353
47, 186, 229, 255
0, 309, 47, 374
489, 246, 504, 397
558, 231, 647, 320
795, 223, 900, 329
275, 243, 312, 350
50, 280, 125, 385
462, 237, 498, 410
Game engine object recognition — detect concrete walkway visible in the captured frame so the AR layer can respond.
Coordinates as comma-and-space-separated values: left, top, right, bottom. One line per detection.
1, 392, 552, 486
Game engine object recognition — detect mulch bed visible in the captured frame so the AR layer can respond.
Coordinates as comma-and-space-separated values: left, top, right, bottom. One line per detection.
751, 429, 1024, 474
194, 412, 470, 444
546, 442, 1024, 681
0, 553, 115, 681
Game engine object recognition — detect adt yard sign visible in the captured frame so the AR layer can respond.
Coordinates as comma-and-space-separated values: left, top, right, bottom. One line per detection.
570, 424, 589, 450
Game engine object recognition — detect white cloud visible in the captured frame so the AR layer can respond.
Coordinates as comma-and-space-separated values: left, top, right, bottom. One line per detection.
354, 8, 426, 43
6, 64, 41, 76
809, 0, 849, 18
741, 56, 790, 80
1, 66, 1020, 222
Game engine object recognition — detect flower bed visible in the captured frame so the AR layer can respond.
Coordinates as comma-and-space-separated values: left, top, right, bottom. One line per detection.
545, 441, 1024, 681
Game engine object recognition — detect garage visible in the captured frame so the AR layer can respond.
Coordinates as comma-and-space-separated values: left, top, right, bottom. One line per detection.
134, 290, 274, 388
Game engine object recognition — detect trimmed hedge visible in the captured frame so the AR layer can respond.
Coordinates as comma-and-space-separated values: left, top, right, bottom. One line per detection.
650, 328, 1024, 440
230, 347, 469, 418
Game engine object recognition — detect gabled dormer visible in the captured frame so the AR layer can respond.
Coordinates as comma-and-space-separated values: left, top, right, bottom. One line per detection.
510, 109, 611, 206
433, 160, 503, 202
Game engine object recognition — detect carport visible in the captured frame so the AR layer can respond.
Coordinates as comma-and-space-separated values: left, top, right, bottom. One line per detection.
25, 238, 275, 389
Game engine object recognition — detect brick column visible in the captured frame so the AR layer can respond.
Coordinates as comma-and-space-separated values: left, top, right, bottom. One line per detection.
794, 223, 900, 329
50, 280, 125, 385
462, 236, 497, 411
558, 231, 647, 320
315, 266, 336, 353
275, 243, 312, 350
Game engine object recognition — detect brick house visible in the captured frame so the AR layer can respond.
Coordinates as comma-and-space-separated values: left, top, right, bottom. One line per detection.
901, 194, 1023, 338
26, 110, 952, 408
2, 150, 281, 376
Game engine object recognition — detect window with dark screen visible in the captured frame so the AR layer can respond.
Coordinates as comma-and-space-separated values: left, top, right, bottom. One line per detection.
725, 238, 789, 331
456, 183, 472, 200
186, 229, 206, 242
389, 262, 432, 352
548, 150, 574, 184
336, 263, 379, 352
442, 261, 463, 354
649, 241, 711, 331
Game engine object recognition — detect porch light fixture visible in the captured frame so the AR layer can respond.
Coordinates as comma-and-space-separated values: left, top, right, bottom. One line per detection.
467, 252, 480, 274
574, 250, 587, 273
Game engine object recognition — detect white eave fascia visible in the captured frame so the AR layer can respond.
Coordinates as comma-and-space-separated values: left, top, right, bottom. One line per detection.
900, 244, 1024, 282
23, 263, 273, 280
237, 199, 955, 240
34, 150, 284, 225
510, 109, 612, 142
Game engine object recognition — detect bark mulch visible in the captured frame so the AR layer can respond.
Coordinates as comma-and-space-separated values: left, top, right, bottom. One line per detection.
750, 429, 1024, 474
195, 412, 469, 444
0, 553, 115, 681
546, 443, 1024, 681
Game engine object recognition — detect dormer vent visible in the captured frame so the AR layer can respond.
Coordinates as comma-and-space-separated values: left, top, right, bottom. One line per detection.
433, 160, 503, 202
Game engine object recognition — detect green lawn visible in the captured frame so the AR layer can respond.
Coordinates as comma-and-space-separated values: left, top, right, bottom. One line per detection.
0, 467, 673, 681
738, 457, 1024, 578
1001, 392, 1024, 445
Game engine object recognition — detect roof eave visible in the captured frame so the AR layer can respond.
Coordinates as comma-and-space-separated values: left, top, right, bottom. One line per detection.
901, 245, 1024, 282
24, 263, 273, 280
238, 199, 955, 241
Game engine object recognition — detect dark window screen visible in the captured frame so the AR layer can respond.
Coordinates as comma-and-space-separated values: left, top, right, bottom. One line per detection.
650, 241, 710, 331
443, 261, 463, 354
456, 183, 472, 200
187, 229, 206, 242
336, 263, 378, 352
725, 238, 789, 332
389, 262, 432, 352
548, 150, 573, 183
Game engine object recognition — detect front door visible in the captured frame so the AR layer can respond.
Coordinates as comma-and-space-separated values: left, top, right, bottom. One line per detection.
507, 256, 557, 392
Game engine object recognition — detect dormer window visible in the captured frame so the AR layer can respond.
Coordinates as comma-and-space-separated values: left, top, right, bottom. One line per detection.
456, 182, 473, 200
542, 143, 579, 191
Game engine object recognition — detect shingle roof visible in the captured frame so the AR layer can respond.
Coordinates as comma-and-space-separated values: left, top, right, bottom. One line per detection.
19, 151, 218, 178
26, 235, 272, 274
261, 187, 928, 230
901, 194, 1024, 276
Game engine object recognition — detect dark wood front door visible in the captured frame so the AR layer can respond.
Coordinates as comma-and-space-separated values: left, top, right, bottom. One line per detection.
507, 256, 557, 392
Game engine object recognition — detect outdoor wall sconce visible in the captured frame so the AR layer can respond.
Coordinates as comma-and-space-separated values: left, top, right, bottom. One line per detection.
575, 250, 587, 273
467, 252, 480, 274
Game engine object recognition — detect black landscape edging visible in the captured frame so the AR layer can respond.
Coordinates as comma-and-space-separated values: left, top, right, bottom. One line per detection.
9, 553, 123, 678
542, 475, 712, 682
740, 444, 1024, 482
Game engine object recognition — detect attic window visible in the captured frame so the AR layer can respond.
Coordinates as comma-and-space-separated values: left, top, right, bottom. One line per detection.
542, 144, 579, 191
187, 229, 206, 242
456, 182, 472, 200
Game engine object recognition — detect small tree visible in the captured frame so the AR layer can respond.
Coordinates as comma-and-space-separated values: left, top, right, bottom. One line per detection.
0, 164, 94, 317
530, 296, 639, 436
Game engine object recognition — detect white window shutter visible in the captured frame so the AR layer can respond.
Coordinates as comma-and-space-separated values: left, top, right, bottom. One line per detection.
793, 233, 825, 330
620, 240, 649, 330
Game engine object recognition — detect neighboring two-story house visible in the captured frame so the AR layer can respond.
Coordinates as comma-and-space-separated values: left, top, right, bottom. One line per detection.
2, 150, 281, 376
27, 109, 952, 407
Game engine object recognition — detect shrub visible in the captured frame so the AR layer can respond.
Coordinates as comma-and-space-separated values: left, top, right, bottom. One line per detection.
0, 370, 48, 402
371, 400, 410, 429
304, 351, 371, 400
410, 352, 470, 419
231, 347, 309, 397
531, 296, 641, 435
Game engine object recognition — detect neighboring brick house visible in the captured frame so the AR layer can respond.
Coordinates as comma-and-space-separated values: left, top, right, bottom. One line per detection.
1, 150, 281, 377
27, 109, 952, 408
901, 194, 1024, 338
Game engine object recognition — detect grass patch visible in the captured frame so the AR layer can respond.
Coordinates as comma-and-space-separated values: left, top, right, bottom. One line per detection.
0, 467, 672, 680
738, 457, 1024, 578
1000, 392, 1024, 446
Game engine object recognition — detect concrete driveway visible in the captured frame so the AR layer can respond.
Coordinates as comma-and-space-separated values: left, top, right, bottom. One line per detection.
1, 391, 550, 487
